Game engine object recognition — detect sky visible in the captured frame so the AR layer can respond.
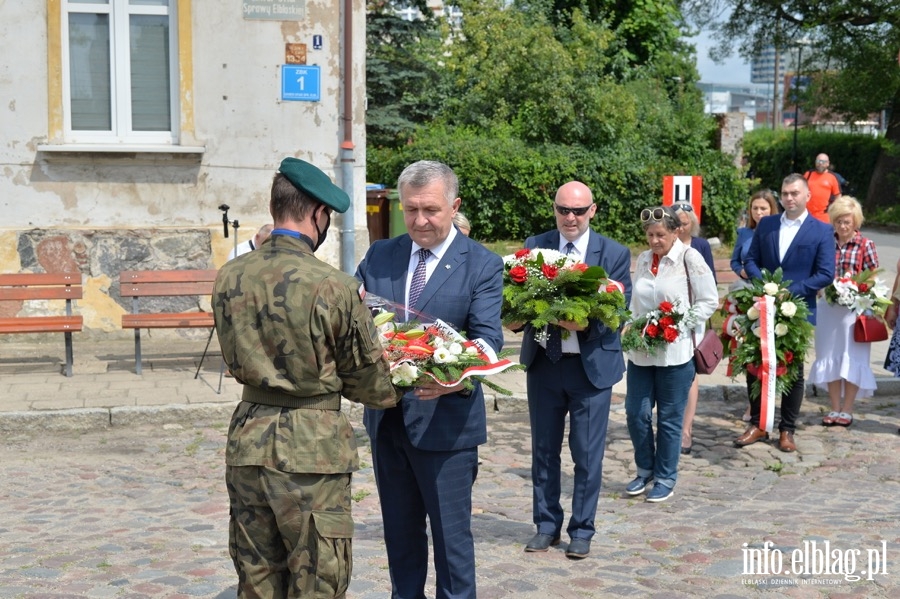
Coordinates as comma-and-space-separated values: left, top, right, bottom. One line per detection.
692, 31, 753, 85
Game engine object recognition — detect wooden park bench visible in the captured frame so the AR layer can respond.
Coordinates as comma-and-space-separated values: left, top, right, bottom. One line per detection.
119, 269, 217, 375
0, 272, 83, 376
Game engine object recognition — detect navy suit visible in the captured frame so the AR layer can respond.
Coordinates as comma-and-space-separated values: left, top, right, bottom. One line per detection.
745, 213, 835, 325
356, 231, 503, 599
744, 212, 835, 432
520, 230, 632, 541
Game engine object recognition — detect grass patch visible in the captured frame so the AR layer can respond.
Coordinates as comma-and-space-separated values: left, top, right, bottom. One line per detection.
352, 490, 372, 502
764, 461, 784, 474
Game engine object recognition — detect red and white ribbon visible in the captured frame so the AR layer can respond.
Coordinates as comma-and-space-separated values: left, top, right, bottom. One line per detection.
757, 295, 776, 433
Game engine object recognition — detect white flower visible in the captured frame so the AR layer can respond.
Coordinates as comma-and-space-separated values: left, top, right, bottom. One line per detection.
431, 336, 445, 348
752, 324, 762, 337
780, 302, 797, 318
774, 323, 788, 337
448, 342, 464, 355
747, 306, 760, 320
763, 282, 780, 296
433, 347, 456, 364
465, 345, 480, 356
391, 362, 419, 386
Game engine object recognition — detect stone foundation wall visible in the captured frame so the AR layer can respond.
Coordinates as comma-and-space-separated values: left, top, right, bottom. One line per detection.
1, 228, 226, 340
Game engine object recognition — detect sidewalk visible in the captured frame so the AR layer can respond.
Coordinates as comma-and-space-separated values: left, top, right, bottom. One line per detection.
2, 333, 900, 598
2, 327, 899, 431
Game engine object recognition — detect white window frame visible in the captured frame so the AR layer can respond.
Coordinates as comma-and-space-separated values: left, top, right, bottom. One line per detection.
60, 0, 179, 145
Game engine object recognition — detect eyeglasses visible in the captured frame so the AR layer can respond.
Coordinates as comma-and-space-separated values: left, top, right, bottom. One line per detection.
815, 159, 828, 164
554, 203, 593, 216
673, 203, 693, 213
641, 208, 667, 223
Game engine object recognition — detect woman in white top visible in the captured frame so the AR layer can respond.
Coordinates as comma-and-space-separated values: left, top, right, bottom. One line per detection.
623, 206, 718, 503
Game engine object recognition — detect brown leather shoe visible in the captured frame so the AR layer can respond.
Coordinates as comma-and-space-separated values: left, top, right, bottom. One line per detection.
733, 426, 769, 447
778, 430, 796, 453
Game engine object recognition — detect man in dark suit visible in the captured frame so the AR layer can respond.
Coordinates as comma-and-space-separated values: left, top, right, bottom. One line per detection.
734, 173, 835, 452
513, 181, 632, 559
355, 161, 503, 599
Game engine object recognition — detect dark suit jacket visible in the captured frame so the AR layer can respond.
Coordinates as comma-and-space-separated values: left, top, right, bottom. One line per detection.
519, 230, 632, 390
745, 213, 835, 324
355, 232, 504, 451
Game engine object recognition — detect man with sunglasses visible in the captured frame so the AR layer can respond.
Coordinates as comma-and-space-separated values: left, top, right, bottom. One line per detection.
734, 173, 835, 453
803, 153, 842, 223
515, 181, 632, 559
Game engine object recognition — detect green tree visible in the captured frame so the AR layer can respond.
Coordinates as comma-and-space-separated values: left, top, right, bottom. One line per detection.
684, 0, 900, 209
365, 1, 445, 148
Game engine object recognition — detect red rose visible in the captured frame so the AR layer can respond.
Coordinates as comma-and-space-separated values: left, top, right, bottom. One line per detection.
663, 326, 678, 342
858, 283, 869, 292
515, 248, 531, 259
646, 324, 660, 338
542, 264, 559, 280
659, 301, 674, 313
509, 265, 528, 283
659, 316, 675, 327
571, 262, 588, 273
605, 283, 618, 293
784, 350, 794, 364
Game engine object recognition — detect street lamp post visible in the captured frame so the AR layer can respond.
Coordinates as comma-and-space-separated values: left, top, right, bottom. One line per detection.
790, 41, 809, 173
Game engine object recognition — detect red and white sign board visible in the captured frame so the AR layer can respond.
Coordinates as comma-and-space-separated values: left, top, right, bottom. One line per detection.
662, 175, 703, 223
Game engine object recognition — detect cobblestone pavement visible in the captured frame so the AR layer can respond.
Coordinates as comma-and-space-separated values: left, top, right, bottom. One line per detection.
2, 391, 899, 598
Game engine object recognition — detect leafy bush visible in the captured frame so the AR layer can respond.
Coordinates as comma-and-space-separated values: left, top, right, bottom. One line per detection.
743, 128, 887, 199
368, 125, 749, 245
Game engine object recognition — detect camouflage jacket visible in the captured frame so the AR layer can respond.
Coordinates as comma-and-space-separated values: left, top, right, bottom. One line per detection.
213, 233, 398, 473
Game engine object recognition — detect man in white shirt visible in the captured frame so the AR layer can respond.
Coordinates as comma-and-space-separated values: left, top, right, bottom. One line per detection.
735, 173, 835, 452
513, 181, 632, 559
227, 224, 273, 261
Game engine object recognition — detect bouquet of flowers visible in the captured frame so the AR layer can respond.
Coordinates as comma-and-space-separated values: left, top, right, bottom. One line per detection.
501, 248, 629, 339
371, 309, 522, 393
620, 299, 697, 355
824, 269, 891, 316
721, 268, 813, 397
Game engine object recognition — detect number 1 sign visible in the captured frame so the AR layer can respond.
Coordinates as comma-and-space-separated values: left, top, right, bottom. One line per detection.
282, 65, 320, 102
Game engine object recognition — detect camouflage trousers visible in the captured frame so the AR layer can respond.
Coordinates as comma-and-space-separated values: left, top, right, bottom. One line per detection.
226, 466, 354, 598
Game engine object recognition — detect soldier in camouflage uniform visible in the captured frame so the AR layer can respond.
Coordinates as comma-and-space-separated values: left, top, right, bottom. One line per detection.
212, 158, 398, 598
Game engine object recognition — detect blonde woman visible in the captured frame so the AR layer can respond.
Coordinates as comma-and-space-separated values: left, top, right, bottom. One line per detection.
808, 197, 879, 427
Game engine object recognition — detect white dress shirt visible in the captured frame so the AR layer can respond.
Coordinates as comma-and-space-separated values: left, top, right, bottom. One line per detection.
405, 225, 458, 314
778, 210, 808, 262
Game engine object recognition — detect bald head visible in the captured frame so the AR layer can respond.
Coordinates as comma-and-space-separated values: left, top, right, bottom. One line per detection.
815, 153, 830, 173
554, 181, 596, 241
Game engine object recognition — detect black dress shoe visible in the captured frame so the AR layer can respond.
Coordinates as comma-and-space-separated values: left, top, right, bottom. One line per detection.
680, 446, 692, 455
524, 533, 560, 552
566, 538, 591, 559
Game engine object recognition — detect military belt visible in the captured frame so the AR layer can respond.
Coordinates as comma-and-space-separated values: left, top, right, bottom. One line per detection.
242, 386, 341, 410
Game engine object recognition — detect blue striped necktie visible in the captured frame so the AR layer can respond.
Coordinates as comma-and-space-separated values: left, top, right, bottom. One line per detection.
407, 248, 431, 314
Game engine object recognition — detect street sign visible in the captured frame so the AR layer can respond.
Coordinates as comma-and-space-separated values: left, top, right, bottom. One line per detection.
281, 65, 320, 102
662, 175, 703, 222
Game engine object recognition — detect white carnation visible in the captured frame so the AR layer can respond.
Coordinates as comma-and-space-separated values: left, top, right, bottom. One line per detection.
448, 342, 464, 355
465, 345, 480, 356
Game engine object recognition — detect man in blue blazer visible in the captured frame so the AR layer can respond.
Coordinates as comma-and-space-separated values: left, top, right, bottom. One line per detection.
356, 161, 503, 599
514, 181, 632, 559
735, 173, 835, 452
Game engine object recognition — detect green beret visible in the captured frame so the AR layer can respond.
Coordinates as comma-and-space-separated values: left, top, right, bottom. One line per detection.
278, 157, 350, 213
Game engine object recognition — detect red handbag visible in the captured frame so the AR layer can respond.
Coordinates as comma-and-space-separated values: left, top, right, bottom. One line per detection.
854, 314, 888, 343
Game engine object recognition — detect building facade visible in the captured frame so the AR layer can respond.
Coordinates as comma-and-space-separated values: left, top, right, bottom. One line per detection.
0, 0, 368, 336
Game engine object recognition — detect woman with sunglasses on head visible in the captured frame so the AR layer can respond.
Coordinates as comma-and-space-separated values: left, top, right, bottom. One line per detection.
624, 206, 718, 502
729, 190, 779, 422
672, 203, 716, 455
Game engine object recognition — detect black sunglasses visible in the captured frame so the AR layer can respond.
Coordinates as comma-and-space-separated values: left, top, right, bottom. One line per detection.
673, 203, 693, 213
554, 203, 593, 216
641, 207, 668, 223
